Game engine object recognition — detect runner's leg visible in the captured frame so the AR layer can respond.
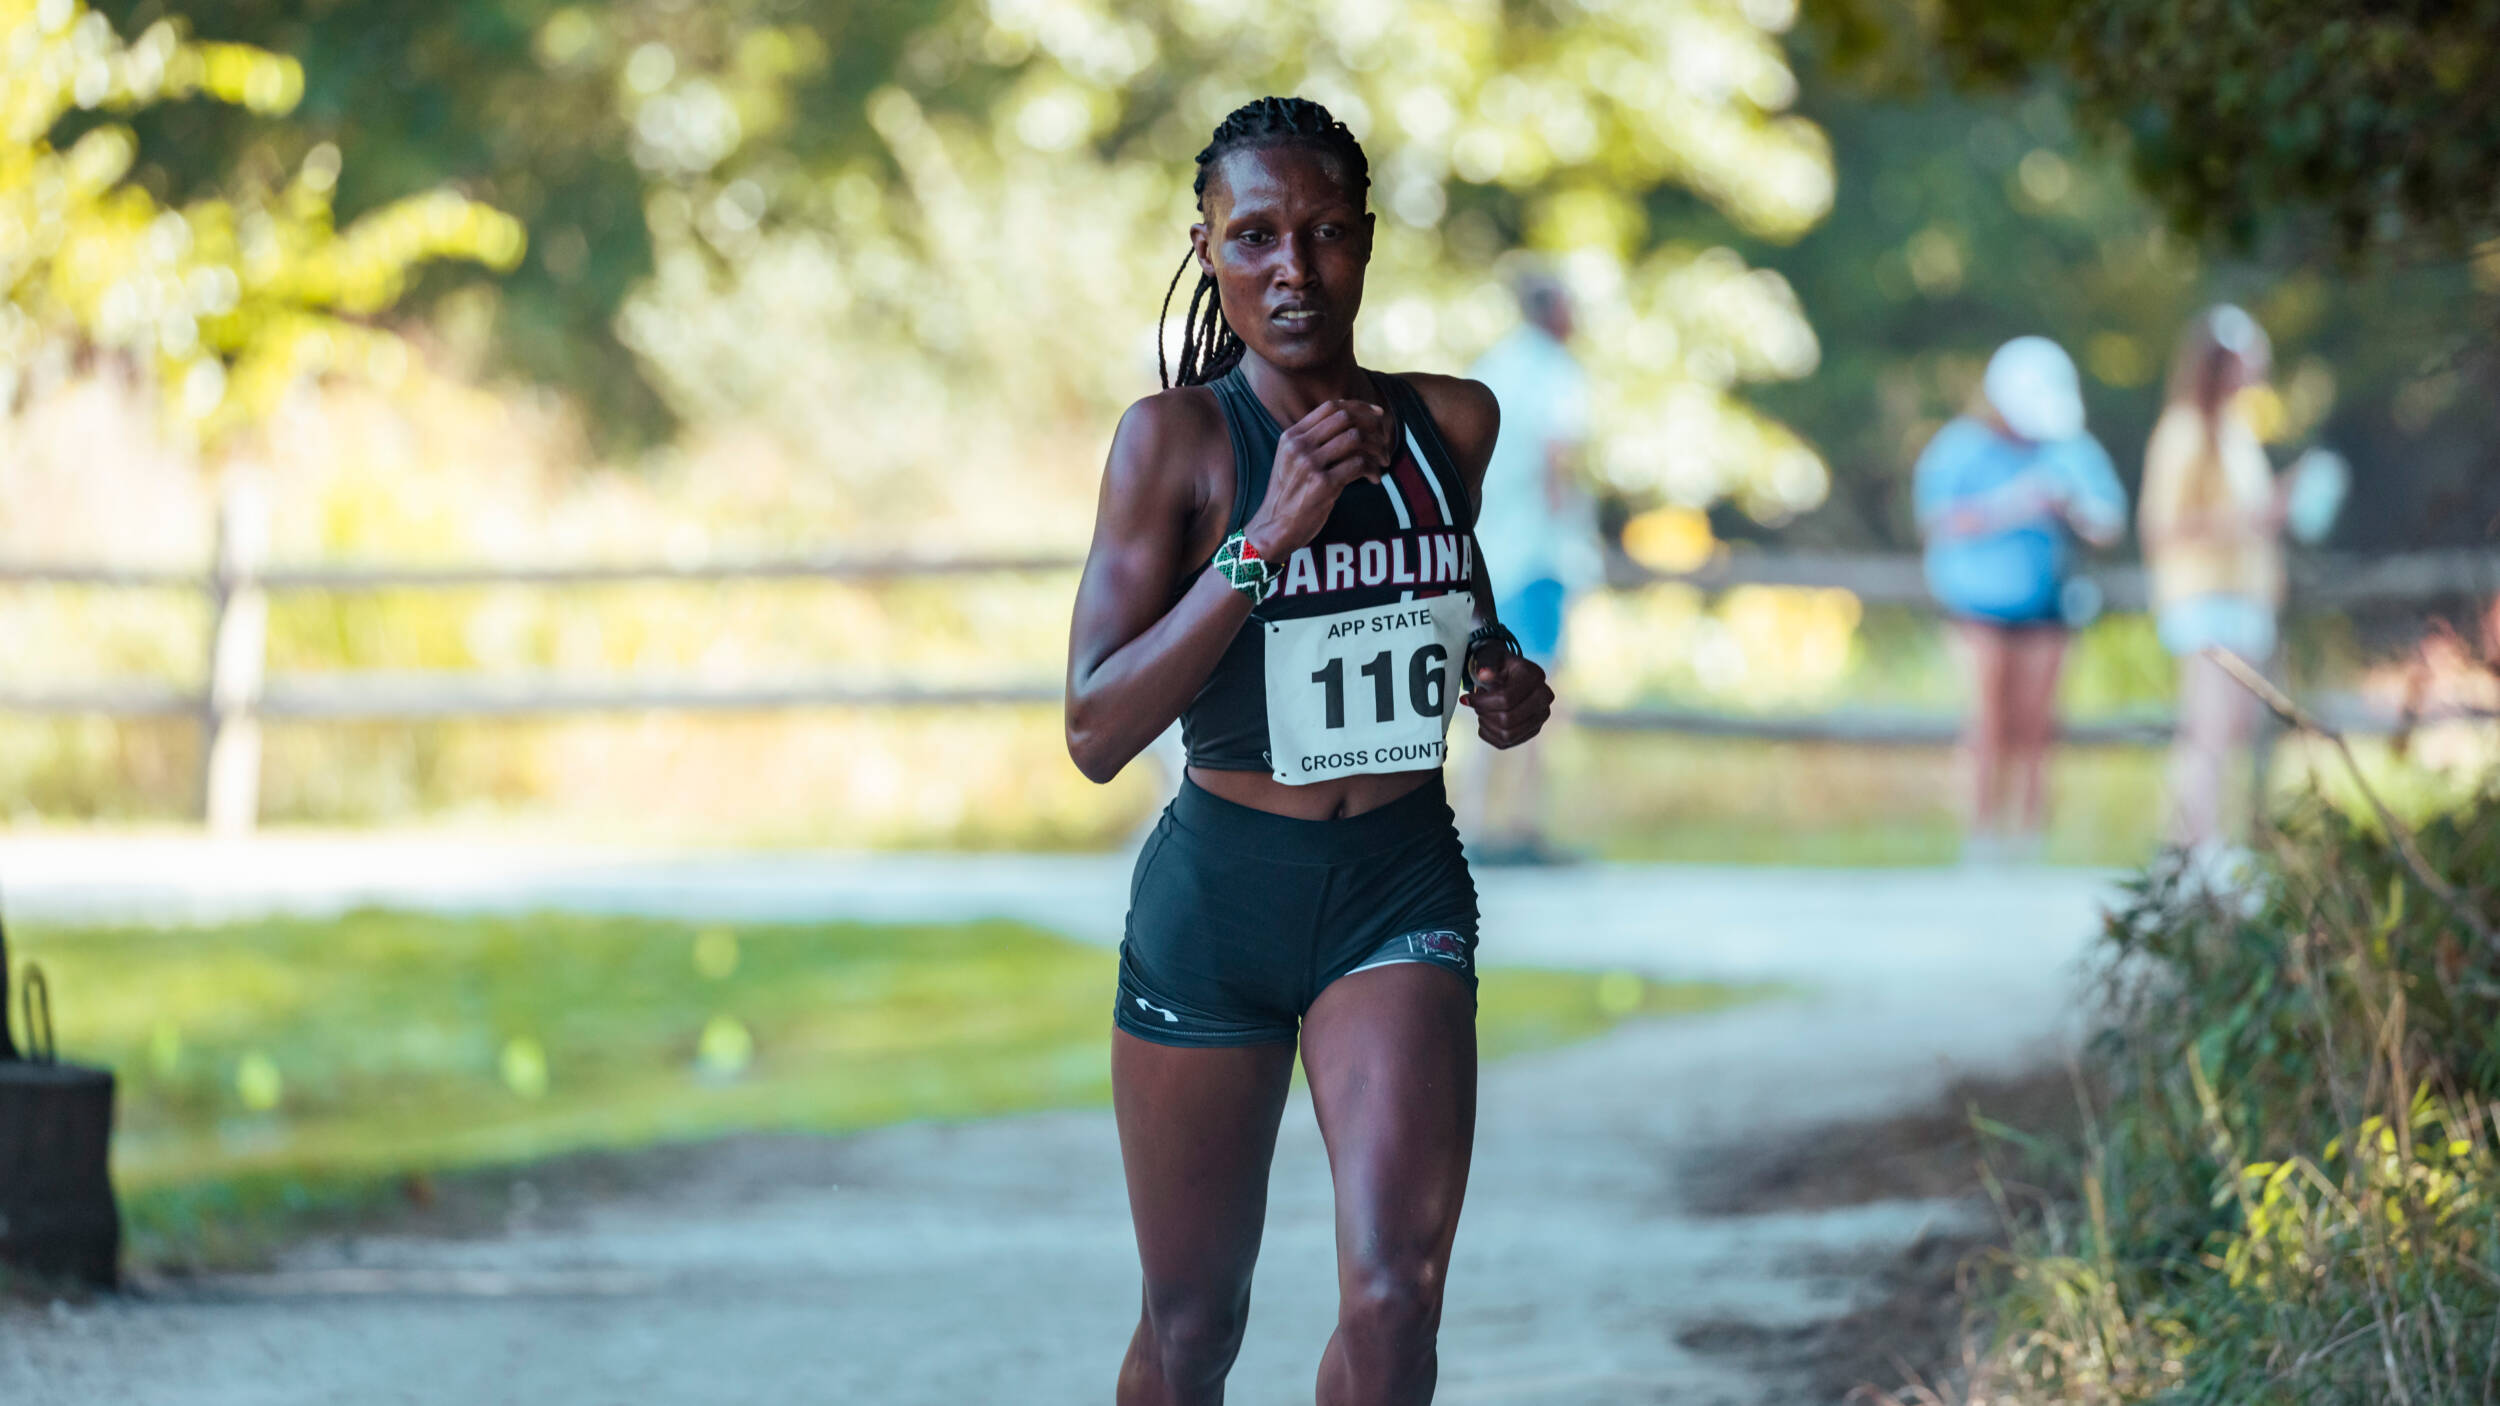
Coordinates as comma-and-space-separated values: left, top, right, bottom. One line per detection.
1301, 963, 1477, 1406
1114, 1031, 1297, 1406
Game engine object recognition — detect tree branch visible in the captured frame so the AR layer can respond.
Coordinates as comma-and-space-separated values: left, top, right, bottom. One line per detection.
2206, 647, 2497, 949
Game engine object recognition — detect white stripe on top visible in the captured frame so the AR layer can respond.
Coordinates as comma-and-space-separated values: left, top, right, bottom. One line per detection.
1377, 462, 1414, 601
1378, 462, 1413, 530
1407, 428, 1454, 522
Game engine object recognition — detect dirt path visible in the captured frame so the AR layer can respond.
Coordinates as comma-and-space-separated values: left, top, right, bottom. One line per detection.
1, 844, 2111, 1404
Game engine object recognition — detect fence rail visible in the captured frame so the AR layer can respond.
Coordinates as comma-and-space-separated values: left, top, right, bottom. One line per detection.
0, 553, 1082, 592
4, 482, 2495, 834
11, 544, 2499, 603
1611, 546, 2500, 611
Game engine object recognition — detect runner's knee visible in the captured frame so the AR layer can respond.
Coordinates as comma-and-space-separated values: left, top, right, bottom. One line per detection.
1143, 1286, 1250, 1384
1337, 1255, 1445, 1353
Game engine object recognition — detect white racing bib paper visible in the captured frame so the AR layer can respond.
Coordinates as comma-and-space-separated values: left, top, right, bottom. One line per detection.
1263, 592, 1472, 785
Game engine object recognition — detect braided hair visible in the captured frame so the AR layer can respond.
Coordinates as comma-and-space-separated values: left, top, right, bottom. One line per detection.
1160, 97, 1371, 388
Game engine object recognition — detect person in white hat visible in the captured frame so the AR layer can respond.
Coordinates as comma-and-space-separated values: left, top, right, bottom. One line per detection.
1914, 336, 2127, 862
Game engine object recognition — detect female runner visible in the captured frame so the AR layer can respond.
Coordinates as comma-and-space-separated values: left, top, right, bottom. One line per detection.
1065, 97, 1553, 1405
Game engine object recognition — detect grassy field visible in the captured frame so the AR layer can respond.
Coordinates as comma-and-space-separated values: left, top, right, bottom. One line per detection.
1543, 734, 2171, 866
0, 713, 2184, 863
10, 911, 1758, 1268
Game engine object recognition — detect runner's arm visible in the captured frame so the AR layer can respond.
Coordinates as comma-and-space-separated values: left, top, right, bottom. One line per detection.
1065, 394, 1259, 784
1065, 391, 1389, 783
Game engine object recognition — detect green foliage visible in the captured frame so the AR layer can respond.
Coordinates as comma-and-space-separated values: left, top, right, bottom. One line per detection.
1917, 0, 2500, 261
1975, 788, 2500, 1402
2089, 796, 2500, 1244
1708, 18, 2496, 551
619, 0, 1841, 523
1847, 0, 2500, 554
67, 0, 1840, 510
4, 0, 525, 446
10, 907, 1750, 1267
81, 0, 948, 445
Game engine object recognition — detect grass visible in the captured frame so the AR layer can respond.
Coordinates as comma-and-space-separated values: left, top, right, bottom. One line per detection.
0, 713, 2175, 864
9, 910, 1756, 1269
1539, 734, 2170, 867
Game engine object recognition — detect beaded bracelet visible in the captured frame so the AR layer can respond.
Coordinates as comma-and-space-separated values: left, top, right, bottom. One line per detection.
1211, 530, 1278, 604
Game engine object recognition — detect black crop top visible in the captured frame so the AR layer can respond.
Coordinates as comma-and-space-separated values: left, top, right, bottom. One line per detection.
1179, 367, 1481, 779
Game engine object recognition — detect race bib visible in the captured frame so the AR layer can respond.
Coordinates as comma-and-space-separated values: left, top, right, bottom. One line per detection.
1262, 593, 1472, 785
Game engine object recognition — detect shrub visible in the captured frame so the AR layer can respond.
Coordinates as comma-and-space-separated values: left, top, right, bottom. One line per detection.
1969, 786, 2500, 1404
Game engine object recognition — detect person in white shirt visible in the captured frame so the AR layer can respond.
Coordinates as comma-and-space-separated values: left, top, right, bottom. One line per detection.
1459, 271, 1599, 864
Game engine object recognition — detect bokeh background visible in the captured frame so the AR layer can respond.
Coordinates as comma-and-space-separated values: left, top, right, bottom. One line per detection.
7, 0, 2493, 862
6, 7, 2500, 1388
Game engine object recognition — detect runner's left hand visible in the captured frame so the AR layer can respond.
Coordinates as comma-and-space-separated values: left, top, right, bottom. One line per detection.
1461, 654, 1553, 750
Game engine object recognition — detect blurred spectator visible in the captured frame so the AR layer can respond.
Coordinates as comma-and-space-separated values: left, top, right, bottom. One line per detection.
1915, 337, 2127, 863
2140, 305, 2337, 855
1461, 269, 1600, 865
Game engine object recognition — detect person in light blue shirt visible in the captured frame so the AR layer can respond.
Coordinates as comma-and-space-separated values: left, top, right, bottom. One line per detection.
1459, 269, 1599, 865
1914, 336, 2126, 861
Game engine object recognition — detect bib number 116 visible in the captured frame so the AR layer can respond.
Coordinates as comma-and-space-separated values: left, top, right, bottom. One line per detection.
1309, 645, 1447, 728
1262, 592, 1470, 785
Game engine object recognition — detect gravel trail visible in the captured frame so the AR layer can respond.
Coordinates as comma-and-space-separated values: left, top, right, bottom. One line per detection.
0, 839, 2109, 1405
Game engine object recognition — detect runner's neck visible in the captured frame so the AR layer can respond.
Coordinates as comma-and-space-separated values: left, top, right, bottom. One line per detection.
1238, 350, 1379, 426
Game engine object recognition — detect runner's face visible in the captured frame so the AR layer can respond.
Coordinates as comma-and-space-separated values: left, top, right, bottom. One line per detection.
1192, 147, 1372, 374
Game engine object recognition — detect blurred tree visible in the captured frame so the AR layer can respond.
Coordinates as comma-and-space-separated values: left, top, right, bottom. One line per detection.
1068, 0, 1841, 518
71, 0, 1840, 528
1911, 0, 2500, 261
1877, 0, 2500, 550
4, 0, 525, 449
76, 0, 945, 448
620, 0, 1841, 544
1692, 4, 2498, 553
26, 1, 2489, 553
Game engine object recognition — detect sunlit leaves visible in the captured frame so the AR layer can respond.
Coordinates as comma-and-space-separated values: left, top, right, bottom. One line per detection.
978, 0, 1835, 243
619, 0, 1838, 530
1003, 0, 1838, 514
2, 0, 299, 146
2, 0, 523, 445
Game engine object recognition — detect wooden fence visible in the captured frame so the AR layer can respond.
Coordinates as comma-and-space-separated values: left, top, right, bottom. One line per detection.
3, 481, 2495, 833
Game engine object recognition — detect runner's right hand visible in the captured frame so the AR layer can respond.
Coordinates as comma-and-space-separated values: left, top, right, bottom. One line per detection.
1244, 399, 1393, 558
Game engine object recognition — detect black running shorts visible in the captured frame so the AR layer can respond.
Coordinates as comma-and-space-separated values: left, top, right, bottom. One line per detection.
1114, 774, 1479, 1048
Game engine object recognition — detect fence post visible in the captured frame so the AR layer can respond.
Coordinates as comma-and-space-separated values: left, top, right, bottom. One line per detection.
201, 471, 270, 837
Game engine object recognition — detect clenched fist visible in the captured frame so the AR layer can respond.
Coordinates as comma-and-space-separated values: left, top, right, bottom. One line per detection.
1460, 652, 1553, 749
1243, 398, 1394, 558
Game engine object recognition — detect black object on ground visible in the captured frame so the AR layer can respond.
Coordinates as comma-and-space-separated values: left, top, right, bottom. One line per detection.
0, 897, 121, 1288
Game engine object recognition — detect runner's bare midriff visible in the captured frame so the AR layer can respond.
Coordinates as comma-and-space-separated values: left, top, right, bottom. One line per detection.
1186, 765, 1437, 821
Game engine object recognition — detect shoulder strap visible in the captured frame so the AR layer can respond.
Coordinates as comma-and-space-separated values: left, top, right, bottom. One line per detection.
1207, 368, 1273, 536
1376, 373, 1508, 646
1377, 374, 1477, 530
